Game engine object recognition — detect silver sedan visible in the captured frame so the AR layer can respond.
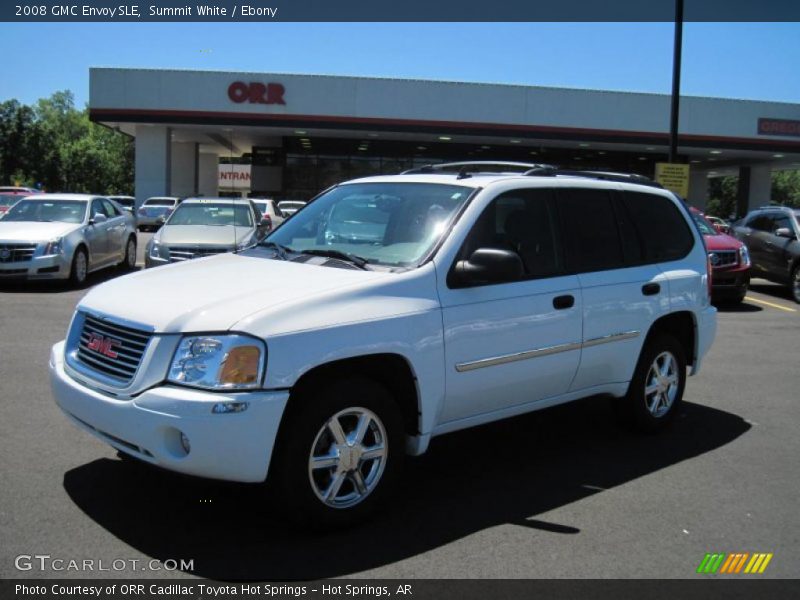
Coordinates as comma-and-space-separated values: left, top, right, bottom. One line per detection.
0, 194, 138, 286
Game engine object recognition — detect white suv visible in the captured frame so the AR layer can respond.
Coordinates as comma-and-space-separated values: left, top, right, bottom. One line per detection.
49, 163, 716, 528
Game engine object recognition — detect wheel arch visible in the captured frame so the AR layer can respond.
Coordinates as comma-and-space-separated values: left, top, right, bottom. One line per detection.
643, 311, 697, 368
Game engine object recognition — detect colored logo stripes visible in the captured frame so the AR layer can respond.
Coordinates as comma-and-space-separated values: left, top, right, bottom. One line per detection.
697, 553, 773, 574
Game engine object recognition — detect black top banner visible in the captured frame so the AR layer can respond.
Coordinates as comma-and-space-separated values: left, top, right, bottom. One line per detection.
3, 0, 800, 22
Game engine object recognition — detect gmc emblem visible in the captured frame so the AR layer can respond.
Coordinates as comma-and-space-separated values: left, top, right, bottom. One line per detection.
228, 81, 286, 105
86, 332, 122, 359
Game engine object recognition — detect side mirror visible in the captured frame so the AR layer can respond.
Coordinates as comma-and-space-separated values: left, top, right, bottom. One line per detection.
451, 248, 524, 286
90, 213, 107, 225
775, 227, 795, 239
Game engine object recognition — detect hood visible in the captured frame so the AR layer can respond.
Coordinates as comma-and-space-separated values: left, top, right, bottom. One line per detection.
78, 253, 391, 333
0, 221, 79, 242
156, 225, 253, 247
703, 232, 743, 251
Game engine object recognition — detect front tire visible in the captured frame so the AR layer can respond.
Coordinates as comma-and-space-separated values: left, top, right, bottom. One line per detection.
617, 333, 686, 432
272, 377, 404, 530
69, 247, 88, 288
791, 264, 800, 304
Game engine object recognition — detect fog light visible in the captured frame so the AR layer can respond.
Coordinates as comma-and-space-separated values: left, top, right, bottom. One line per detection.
212, 401, 249, 414
180, 432, 191, 455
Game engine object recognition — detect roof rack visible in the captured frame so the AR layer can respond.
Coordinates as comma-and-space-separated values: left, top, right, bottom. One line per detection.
525, 168, 663, 188
402, 161, 557, 179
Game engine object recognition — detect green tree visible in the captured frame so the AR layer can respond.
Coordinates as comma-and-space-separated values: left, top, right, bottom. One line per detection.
772, 170, 800, 208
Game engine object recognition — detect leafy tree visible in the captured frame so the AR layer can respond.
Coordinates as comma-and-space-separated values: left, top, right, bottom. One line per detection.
0, 91, 133, 194
772, 170, 800, 208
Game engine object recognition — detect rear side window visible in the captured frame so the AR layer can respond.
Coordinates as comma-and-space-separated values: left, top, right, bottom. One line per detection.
621, 192, 694, 263
557, 188, 624, 272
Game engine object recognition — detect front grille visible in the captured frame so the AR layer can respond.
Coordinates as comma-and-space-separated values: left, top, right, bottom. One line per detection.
167, 245, 229, 262
0, 268, 27, 276
709, 250, 738, 269
0, 243, 37, 263
76, 314, 152, 384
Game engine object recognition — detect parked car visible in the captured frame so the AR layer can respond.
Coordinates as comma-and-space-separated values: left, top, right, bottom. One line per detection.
137, 196, 180, 231
0, 193, 22, 217
689, 207, 750, 303
731, 205, 800, 303
277, 200, 306, 216
0, 194, 137, 286
704, 215, 731, 234
252, 198, 286, 232
0, 186, 43, 195
145, 197, 267, 268
108, 195, 136, 215
50, 163, 716, 528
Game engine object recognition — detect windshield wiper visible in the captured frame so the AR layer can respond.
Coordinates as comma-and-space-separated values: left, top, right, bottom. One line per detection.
257, 241, 293, 260
298, 249, 370, 269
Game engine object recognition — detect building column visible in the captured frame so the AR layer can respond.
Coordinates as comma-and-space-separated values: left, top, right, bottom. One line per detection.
134, 125, 171, 209
688, 168, 709, 210
747, 165, 772, 213
170, 142, 199, 198
198, 153, 219, 197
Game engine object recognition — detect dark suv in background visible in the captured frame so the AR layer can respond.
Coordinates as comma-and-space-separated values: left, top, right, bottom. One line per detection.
732, 206, 800, 303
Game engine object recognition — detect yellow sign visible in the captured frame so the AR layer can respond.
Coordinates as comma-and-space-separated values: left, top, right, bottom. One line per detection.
655, 163, 690, 197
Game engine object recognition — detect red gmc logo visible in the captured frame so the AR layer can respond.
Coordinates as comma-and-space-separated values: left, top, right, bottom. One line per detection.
228, 81, 286, 105
86, 332, 122, 359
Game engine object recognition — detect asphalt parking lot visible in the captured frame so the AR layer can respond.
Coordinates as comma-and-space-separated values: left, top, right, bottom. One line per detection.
0, 246, 798, 580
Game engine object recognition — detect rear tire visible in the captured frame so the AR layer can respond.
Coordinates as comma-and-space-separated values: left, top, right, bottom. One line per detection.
272, 377, 404, 530
617, 333, 686, 433
120, 235, 137, 270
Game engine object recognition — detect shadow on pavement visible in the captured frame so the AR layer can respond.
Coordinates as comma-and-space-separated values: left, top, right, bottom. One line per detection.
748, 279, 795, 304
713, 300, 762, 313
63, 397, 750, 581
0, 266, 139, 294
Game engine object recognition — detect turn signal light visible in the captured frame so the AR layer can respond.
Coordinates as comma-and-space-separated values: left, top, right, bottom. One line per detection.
218, 346, 260, 385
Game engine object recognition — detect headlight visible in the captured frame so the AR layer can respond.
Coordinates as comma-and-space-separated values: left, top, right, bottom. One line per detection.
149, 240, 168, 260
43, 237, 63, 255
739, 245, 751, 267
168, 334, 265, 390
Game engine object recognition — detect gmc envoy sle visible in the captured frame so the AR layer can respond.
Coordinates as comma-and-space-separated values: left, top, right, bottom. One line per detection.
50, 163, 717, 528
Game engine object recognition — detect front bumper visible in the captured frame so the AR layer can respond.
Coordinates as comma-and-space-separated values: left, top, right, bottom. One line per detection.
0, 253, 70, 280
711, 266, 750, 298
49, 340, 289, 482
692, 305, 717, 376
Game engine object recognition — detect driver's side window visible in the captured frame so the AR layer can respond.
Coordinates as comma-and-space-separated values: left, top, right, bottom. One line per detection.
90, 199, 106, 219
459, 188, 561, 280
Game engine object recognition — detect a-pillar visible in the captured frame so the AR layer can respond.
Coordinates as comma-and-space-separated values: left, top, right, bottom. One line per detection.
170, 142, 199, 198
134, 125, 171, 209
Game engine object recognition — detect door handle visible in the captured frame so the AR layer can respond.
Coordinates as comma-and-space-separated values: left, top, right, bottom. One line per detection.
553, 294, 575, 310
642, 282, 661, 296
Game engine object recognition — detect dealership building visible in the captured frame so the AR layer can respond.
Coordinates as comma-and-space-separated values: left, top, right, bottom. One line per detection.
89, 67, 800, 214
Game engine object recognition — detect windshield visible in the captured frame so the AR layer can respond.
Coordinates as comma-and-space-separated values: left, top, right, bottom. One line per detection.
167, 202, 253, 227
2, 199, 87, 223
267, 182, 473, 267
691, 212, 718, 236
0, 194, 21, 207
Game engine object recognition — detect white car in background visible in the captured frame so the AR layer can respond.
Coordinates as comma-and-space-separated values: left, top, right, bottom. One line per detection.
145, 197, 267, 267
0, 194, 137, 286
252, 198, 286, 231
277, 200, 306, 217
136, 196, 180, 231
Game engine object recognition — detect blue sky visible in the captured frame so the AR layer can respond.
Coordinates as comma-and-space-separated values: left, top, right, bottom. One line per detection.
2, 22, 800, 106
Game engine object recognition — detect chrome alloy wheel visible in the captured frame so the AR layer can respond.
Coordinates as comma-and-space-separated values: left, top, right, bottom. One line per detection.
308, 407, 388, 509
126, 239, 136, 268
74, 251, 87, 283
644, 351, 680, 418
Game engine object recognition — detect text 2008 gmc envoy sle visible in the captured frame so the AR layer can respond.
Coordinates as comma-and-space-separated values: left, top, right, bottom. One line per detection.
50, 163, 716, 528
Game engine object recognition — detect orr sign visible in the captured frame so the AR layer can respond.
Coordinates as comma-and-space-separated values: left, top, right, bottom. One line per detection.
228, 81, 286, 105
